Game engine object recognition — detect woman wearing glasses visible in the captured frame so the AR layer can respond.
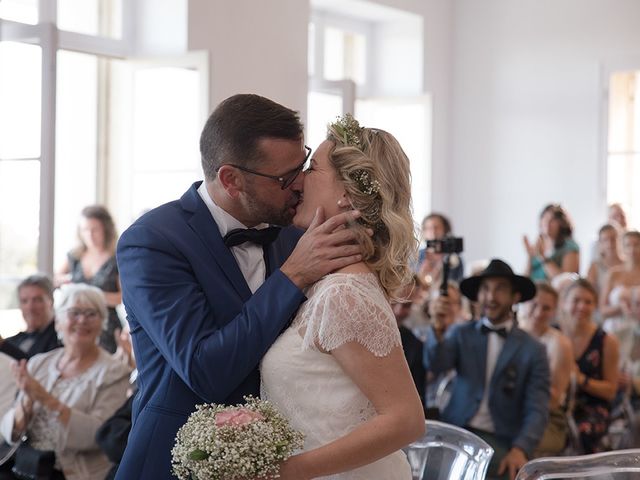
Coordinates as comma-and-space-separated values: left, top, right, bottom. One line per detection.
0, 284, 131, 480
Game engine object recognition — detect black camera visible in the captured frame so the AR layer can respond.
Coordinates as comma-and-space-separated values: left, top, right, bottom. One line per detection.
425, 236, 464, 296
426, 237, 463, 254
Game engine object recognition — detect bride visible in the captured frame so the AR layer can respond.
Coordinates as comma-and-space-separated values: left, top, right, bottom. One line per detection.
261, 115, 425, 479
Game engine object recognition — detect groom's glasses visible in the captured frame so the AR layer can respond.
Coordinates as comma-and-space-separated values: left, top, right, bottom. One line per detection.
217, 145, 312, 190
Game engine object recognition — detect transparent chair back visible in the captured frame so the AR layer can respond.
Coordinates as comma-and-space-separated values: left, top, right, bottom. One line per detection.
515, 448, 640, 480
404, 420, 494, 480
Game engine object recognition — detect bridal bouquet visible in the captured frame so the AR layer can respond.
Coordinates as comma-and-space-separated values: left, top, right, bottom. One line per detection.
171, 396, 304, 480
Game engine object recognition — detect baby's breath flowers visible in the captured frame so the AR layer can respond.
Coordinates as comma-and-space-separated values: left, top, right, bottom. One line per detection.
171, 396, 304, 480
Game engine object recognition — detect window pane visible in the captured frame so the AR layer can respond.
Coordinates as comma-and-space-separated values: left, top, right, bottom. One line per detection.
0, 41, 41, 159
131, 171, 201, 220
356, 98, 431, 223
132, 67, 201, 172
57, 0, 123, 38
0, 160, 40, 314
608, 72, 637, 153
54, 50, 98, 268
607, 153, 640, 230
324, 27, 345, 81
323, 27, 366, 85
307, 91, 343, 150
0, 0, 37, 24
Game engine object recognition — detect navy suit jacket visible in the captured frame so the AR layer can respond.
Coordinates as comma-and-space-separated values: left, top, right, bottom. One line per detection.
115, 182, 305, 479
423, 320, 550, 457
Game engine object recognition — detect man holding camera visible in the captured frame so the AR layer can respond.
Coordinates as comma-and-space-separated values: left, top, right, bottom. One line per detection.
423, 259, 550, 480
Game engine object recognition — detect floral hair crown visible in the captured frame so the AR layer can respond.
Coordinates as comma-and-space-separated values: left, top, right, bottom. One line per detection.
330, 113, 364, 148
330, 114, 381, 197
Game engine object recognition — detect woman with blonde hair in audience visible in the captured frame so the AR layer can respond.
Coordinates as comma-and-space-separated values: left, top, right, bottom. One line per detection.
524, 204, 579, 282
521, 282, 574, 456
0, 284, 131, 480
561, 279, 619, 453
587, 224, 623, 297
56, 205, 122, 353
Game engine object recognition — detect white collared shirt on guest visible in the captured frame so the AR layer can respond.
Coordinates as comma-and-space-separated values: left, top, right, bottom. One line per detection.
197, 182, 269, 293
468, 316, 513, 433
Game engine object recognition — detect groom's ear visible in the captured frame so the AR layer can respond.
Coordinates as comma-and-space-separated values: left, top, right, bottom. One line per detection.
217, 165, 244, 198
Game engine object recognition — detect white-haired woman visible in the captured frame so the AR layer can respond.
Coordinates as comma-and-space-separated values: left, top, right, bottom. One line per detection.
0, 284, 131, 480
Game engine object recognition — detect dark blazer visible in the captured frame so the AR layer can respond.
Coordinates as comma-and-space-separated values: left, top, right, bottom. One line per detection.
115, 182, 305, 480
0, 321, 61, 360
423, 320, 550, 457
399, 325, 426, 407
96, 392, 136, 480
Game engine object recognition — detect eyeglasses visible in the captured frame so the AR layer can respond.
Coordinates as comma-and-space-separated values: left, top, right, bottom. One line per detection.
217, 145, 312, 190
66, 308, 101, 321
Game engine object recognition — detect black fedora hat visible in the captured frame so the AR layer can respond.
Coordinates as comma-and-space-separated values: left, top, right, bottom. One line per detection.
460, 259, 536, 303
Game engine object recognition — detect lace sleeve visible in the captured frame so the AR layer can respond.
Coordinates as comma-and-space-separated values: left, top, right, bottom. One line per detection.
298, 275, 401, 357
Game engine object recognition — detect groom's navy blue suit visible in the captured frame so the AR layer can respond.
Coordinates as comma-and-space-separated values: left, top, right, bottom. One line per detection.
115, 182, 305, 480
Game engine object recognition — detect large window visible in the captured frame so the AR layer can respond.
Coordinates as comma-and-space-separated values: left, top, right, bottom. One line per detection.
607, 71, 640, 229
308, 1, 430, 223
0, 0, 205, 336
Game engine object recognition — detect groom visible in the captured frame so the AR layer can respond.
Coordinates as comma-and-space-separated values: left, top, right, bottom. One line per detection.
115, 94, 363, 480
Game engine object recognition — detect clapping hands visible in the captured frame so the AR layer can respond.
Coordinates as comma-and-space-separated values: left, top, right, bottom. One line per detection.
12, 359, 47, 404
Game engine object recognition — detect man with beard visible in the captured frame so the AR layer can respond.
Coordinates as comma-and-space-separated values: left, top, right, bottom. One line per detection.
115, 94, 364, 480
423, 259, 550, 480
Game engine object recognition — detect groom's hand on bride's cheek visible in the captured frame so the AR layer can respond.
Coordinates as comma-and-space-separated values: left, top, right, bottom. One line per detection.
281, 207, 364, 290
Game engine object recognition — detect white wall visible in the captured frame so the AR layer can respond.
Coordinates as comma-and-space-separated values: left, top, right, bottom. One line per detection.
188, 0, 310, 117
447, 0, 640, 273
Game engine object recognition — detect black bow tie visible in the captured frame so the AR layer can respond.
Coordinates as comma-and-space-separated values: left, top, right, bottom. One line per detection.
223, 227, 281, 248
481, 324, 508, 338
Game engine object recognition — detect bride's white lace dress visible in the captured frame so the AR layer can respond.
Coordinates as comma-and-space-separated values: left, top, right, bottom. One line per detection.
261, 273, 412, 479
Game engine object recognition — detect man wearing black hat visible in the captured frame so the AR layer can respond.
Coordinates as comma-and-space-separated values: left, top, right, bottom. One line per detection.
423, 259, 550, 480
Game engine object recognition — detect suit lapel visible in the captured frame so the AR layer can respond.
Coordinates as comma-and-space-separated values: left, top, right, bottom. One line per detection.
472, 321, 488, 384
182, 183, 252, 301
491, 327, 525, 384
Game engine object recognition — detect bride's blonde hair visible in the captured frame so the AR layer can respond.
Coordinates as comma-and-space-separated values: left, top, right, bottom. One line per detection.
327, 116, 417, 298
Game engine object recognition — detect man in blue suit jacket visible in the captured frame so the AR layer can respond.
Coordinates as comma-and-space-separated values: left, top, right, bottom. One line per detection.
424, 259, 550, 480
115, 94, 363, 479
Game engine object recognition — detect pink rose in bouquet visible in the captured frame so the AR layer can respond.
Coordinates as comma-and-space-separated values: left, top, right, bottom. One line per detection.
215, 408, 265, 427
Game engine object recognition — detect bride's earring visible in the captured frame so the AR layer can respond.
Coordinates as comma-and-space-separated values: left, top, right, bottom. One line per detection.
337, 198, 350, 210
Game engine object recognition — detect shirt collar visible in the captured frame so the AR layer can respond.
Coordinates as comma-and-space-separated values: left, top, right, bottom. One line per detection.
481, 316, 513, 333
197, 181, 268, 237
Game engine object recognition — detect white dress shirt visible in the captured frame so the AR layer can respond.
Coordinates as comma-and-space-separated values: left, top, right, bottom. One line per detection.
468, 316, 513, 433
197, 182, 269, 293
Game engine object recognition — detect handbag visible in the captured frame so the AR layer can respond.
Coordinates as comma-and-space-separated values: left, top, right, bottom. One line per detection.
11, 440, 56, 480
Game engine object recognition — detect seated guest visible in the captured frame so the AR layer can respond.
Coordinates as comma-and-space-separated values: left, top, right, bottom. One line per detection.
0, 283, 131, 480
416, 213, 464, 289
95, 391, 136, 480
600, 231, 640, 362
520, 283, 573, 456
561, 279, 619, 454
587, 225, 624, 298
392, 282, 427, 408
0, 275, 60, 360
424, 259, 549, 480
524, 204, 579, 282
